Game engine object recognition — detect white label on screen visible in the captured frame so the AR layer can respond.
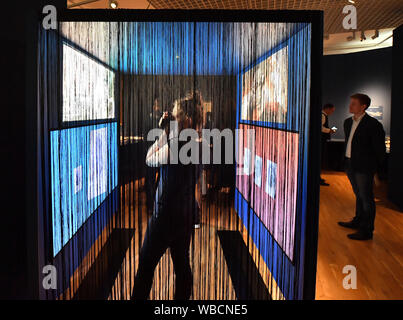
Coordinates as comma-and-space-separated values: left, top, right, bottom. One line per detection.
243, 148, 252, 175
254, 155, 263, 187
265, 160, 277, 199
73, 165, 82, 194
88, 127, 108, 200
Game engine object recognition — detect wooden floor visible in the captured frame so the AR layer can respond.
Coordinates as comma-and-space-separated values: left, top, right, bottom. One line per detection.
108, 180, 239, 300
316, 171, 403, 300
108, 180, 282, 300
68, 172, 403, 300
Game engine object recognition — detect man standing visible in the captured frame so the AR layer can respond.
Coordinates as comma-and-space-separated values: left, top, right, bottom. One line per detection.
321, 103, 336, 186
338, 94, 386, 240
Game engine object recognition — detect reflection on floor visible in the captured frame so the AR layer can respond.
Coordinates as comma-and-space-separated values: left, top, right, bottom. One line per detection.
316, 171, 403, 300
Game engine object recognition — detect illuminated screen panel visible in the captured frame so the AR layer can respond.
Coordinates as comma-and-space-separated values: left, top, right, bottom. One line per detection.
50, 122, 118, 256
241, 45, 288, 124
235, 23, 311, 299
236, 124, 298, 260
62, 43, 115, 122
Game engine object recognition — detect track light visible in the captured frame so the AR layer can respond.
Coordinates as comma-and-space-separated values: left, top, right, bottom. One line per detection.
347, 31, 356, 41
371, 30, 379, 40
109, 0, 118, 9
360, 30, 366, 41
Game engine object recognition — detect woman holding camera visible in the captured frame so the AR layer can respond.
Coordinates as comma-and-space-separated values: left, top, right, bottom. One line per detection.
132, 97, 202, 300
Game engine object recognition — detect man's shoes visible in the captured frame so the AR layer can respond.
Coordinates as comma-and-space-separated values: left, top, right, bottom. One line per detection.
338, 220, 359, 229
320, 178, 330, 186
347, 231, 373, 241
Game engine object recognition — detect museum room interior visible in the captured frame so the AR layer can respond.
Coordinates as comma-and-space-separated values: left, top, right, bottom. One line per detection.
1, 0, 402, 301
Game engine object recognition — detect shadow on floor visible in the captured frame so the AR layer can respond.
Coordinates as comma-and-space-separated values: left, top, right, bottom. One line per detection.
217, 230, 271, 300
73, 228, 135, 300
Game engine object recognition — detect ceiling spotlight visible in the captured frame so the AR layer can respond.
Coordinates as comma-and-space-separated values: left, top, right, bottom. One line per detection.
348, 0, 355, 4
360, 30, 366, 41
347, 31, 356, 41
371, 30, 380, 40
109, 0, 118, 9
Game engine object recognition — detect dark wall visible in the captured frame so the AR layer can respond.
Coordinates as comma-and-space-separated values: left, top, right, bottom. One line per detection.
1, 0, 66, 299
389, 25, 403, 211
121, 74, 237, 137
322, 47, 392, 140
1, 3, 27, 299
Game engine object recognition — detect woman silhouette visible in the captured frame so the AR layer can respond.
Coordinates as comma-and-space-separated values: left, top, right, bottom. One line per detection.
132, 97, 202, 300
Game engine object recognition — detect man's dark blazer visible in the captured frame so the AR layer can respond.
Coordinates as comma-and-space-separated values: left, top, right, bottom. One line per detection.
344, 113, 386, 174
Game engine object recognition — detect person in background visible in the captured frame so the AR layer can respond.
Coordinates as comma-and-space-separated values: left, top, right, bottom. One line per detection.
320, 103, 336, 186
149, 97, 162, 127
338, 93, 386, 240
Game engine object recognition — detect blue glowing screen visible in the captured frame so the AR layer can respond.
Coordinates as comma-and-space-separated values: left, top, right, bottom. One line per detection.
50, 122, 118, 256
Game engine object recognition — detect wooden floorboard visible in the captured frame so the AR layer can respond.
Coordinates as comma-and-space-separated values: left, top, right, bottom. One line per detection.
316, 171, 403, 300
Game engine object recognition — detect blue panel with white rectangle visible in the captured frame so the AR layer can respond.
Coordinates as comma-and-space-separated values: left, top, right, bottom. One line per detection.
50, 122, 118, 256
